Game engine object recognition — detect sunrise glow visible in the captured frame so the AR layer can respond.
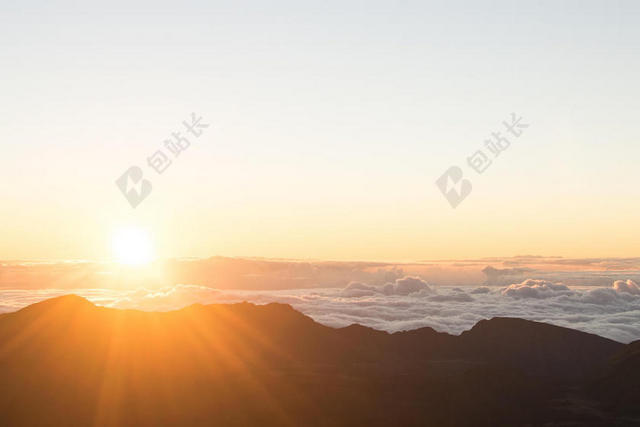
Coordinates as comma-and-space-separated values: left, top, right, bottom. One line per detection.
111, 227, 154, 266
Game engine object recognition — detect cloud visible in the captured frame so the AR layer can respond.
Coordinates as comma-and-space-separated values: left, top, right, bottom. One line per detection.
579, 280, 640, 305
482, 266, 535, 285
428, 293, 474, 302
388, 276, 433, 296
613, 279, 640, 295
341, 276, 433, 297
4, 257, 640, 290
341, 282, 380, 297
502, 279, 572, 299
580, 288, 620, 305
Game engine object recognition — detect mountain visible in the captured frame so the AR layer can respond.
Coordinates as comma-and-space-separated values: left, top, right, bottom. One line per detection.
0, 295, 635, 426
591, 340, 640, 417
456, 317, 621, 379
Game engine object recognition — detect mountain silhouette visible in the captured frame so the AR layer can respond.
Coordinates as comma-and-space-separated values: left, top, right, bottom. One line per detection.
0, 295, 637, 426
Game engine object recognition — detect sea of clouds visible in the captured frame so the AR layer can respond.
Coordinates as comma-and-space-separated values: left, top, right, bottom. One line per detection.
2, 277, 640, 343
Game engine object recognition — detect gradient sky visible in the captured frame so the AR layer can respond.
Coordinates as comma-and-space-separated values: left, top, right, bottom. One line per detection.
2, 0, 639, 261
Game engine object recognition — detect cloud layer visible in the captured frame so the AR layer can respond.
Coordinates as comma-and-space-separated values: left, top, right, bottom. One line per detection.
5, 256, 640, 290
2, 278, 640, 343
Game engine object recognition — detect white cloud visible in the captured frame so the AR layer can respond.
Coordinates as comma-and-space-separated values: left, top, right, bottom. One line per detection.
428, 293, 474, 302
613, 279, 640, 295
580, 288, 620, 305
502, 279, 572, 299
387, 276, 433, 295
341, 276, 433, 297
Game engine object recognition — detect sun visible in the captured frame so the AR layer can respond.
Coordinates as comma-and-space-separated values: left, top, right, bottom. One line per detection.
111, 227, 154, 266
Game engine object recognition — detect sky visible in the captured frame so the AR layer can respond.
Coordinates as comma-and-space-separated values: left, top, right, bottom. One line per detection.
2, 0, 639, 262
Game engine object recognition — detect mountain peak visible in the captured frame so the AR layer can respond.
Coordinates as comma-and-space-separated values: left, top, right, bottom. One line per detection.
21, 294, 95, 312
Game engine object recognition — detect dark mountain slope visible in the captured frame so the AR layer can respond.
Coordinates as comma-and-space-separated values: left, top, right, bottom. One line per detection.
591, 340, 640, 418
456, 317, 622, 379
0, 295, 631, 426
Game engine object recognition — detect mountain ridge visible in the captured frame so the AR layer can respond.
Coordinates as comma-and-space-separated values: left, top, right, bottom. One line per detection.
0, 294, 637, 426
